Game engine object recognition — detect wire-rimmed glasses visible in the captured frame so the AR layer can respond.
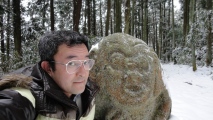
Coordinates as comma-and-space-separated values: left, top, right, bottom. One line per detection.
51, 59, 95, 74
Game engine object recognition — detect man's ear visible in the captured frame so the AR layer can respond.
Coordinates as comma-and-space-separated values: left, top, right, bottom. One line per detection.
41, 61, 52, 74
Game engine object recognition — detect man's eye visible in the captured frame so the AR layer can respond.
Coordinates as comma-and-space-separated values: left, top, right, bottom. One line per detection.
68, 62, 76, 66
84, 61, 89, 65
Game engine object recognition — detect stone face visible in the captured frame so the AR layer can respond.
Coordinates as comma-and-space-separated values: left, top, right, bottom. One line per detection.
90, 33, 172, 120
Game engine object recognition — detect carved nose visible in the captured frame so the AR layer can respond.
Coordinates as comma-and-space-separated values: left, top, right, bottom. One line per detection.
126, 62, 136, 70
123, 72, 144, 96
124, 71, 142, 83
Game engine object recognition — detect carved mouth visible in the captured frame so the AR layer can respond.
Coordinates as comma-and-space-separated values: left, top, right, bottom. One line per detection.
124, 85, 143, 96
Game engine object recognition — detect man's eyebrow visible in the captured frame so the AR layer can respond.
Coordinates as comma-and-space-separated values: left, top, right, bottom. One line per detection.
66, 55, 76, 59
66, 55, 90, 59
86, 55, 90, 58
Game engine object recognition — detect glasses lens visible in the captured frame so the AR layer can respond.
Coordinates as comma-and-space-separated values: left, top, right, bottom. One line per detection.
83, 59, 95, 70
66, 59, 95, 74
66, 61, 81, 74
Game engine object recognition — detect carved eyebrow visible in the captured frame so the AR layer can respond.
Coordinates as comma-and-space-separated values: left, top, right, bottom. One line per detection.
110, 52, 125, 58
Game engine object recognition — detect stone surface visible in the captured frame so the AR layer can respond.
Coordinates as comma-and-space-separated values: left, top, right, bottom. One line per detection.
90, 33, 172, 120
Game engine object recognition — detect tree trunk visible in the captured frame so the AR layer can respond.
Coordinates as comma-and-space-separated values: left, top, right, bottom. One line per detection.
158, 3, 162, 59
73, 0, 82, 33
1, 12, 5, 63
83, 1, 87, 34
105, 0, 111, 36
99, 1, 103, 36
138, 1, 143, 39
163, 2, 166, 62
13, 0, 22, 59
167, 0, 171, 62
1, 3, 6, 72
156, 18, 159, 58
115, 0, 121, 32
137, 10, 140, 38
7, 0, 10, 61
87, 0, 91, 35
152, 10, 156, 51
50, 0, 54, 31
42, 0, 46, 28
172, 0, 175, 51
141, 2, 143, 40
124, 0, 130, 34
113, 1, 116, 32
131, 0, 136, 35
143, 0, 148, 44
190, 0, 197, 71
183, 0, 190, 46
206, 0, 212, 66
92, 0, 96, 35
110, 13, 113, 34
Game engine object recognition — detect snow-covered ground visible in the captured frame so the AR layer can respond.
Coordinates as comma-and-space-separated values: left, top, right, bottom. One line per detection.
162, 63, 213, 120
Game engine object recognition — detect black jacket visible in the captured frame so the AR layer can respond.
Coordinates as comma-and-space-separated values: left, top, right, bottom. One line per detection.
0, 63, 99, 120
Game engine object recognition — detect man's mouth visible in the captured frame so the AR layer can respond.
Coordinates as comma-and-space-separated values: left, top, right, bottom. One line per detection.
74, 79, 85, 83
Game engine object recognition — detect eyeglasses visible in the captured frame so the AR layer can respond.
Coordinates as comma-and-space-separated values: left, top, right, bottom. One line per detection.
51, 59, 95, 74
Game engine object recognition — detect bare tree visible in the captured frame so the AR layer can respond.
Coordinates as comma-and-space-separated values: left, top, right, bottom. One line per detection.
0, 4, 5, 64
92, 0, 96, 35
115, 0, 121, 32
13, 0, 22, 59
6, 0, 10, 61
190, 0, 197, 71
172, 0, 175, 49
206, 0, 212, 66
99, 1, 103, 36
158, 3, 162, 58
131, 0, 136, 36
105, 0, 111, 36
183, 0, 190, 46
143, 0, 148, 44
73, 0, 82, 33
124, 0, 130, 34
83, 1, 87, 34
50, 0, 54, 31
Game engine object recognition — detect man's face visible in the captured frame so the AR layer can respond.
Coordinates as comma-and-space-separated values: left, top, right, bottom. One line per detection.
49, 44, 89, 97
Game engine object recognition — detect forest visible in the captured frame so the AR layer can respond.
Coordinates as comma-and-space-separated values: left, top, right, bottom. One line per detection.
0, 0, 212, 73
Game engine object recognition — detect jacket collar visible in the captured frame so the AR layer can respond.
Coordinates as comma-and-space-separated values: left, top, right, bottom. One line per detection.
31, 62, 77, 107
30, 62, 99, 113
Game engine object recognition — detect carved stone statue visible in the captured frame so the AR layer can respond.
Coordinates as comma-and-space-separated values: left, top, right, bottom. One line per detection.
90, 33, 171, 120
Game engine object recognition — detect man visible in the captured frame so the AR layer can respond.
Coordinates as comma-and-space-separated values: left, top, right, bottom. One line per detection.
0, 30, 99, 120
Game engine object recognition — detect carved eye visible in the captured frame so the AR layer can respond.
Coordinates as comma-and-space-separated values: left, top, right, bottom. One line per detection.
135, 57, 150, 72
110, 52, 125, 70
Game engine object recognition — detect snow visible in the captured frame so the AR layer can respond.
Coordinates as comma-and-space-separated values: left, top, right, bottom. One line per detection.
162, 63, 213, 120
91, 42, 99, 50
174, 0, 181, 11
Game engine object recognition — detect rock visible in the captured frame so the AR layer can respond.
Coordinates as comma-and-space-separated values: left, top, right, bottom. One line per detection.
90, 33, 172, 120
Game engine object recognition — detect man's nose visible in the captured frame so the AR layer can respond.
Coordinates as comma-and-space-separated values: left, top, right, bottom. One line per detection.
76, 64, 87, 76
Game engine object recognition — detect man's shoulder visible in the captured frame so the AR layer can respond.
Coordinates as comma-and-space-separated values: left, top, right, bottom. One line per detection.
11, 64, 35, 76
0, 74, 32, 90
11, 87, 35, 107
0, 74, 35, 107
0, 87, 36, 119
